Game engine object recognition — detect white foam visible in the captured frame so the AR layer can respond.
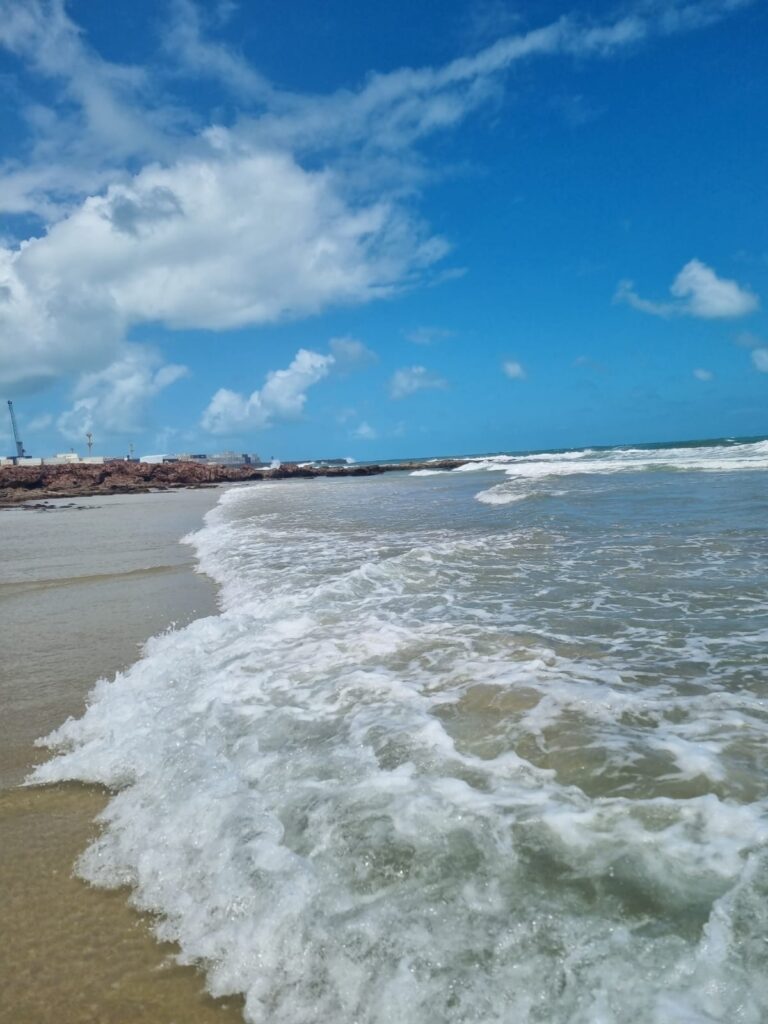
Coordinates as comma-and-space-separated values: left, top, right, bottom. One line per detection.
468, 438, 768, 504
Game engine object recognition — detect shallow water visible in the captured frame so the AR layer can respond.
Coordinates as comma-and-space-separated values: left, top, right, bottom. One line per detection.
31, 440, 768, 1023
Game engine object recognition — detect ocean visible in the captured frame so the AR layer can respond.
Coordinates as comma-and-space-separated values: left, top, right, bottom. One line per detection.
30, 438, 768, 1023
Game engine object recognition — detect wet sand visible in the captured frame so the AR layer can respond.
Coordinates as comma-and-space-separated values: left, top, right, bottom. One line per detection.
0, 489, 245, 1024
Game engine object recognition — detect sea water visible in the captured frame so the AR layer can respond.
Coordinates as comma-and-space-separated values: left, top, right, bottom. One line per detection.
31, 438, 768, 1023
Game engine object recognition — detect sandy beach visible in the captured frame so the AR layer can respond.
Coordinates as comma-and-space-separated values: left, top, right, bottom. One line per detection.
0, 487, 245, 1024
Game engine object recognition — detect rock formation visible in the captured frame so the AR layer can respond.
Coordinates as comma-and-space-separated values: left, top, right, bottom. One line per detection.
0, 459, 468, 507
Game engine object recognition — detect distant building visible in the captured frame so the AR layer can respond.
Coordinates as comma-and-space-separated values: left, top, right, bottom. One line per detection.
207, 451, 254, 466
175, 453, 209, 463
43, 452, 82, 465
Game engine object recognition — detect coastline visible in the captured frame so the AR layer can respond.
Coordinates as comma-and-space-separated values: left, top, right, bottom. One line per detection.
0, 458, 468, 509
0, 488, 246, 1024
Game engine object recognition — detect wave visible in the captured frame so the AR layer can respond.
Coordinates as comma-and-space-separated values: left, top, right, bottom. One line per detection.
467, 438, 768, 504
28, 476, 768, 1023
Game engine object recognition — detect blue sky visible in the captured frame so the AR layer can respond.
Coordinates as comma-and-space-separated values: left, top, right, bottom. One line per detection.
0, 0, 766, 460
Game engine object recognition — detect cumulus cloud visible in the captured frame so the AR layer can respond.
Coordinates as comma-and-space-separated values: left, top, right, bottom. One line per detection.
752, 349, 768, 373
616, 259, 759, 319
692, 368, 714, 381
57, 347, 188, 440
0, 151, 444, 393
502, 360, 526, 379
201, 348, 334, 435
0, 0, 756, 401
389, 365, 447, 399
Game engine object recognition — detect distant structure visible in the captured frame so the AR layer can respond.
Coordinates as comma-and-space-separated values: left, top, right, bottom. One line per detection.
141, 451, 261, 466
86, 431, 93, 456
6, 400, 26, 460
206, 451, 255, 466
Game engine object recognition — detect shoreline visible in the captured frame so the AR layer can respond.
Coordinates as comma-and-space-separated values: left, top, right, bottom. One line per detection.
0, 458, 468, 509
0, 488, 248, 1024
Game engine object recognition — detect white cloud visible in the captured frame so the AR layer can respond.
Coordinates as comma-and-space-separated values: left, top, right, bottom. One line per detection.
751, 348, 768, 373
164, 0, 274, 102
353, 421, 378, 440
201, 348, 334, 435
616, 259, 759, 319
57, 346, 188, 440
0, 149, 444, 392
672, 260, 759, 317
693, 368, 714, 381
329, 337, 378, 370
0, 0, 176, 219
0, 0, 757, 400
389, 365, 447, 399
0, 2, 750, 212
234, 2, 754, 158
502, 360, 526, 379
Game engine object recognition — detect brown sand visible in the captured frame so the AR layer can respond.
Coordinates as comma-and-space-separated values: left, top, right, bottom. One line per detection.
0, 490, 246, 1024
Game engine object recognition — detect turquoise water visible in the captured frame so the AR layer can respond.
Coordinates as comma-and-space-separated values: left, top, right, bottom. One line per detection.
33, 438, 768, 1023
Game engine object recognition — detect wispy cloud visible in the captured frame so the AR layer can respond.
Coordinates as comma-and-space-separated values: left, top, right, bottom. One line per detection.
389, 365, 447, 399
164, 0, 274, 102
26, 413, 53, 431
616, 259, 759, 319
57, 346, 188, 440
0, 0, 177, 218
502, 359, 526, 379
405, 326, 455, 345
329, 337, 378, 371
352, 421, 378, 440
735, 330, 768, 373
693, 367, 714, 381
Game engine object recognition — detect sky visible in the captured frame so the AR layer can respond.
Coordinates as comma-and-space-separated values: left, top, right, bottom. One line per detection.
0, 0, 766, 460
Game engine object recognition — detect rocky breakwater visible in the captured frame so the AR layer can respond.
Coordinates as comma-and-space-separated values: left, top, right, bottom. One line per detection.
0, 458, 468, 508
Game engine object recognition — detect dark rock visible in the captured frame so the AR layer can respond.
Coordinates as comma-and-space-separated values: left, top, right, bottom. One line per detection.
0, 457, 471, 507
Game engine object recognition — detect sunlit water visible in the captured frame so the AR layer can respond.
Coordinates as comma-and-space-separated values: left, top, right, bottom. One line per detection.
32, 439, 768, 1023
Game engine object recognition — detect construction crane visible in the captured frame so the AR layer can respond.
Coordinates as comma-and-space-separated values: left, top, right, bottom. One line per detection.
7, 400, 25, 459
